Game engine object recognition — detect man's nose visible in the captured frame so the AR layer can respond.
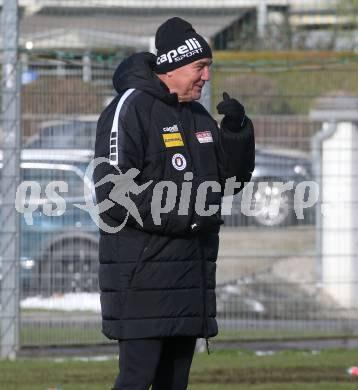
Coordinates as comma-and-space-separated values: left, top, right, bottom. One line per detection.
201, 66, 211, 81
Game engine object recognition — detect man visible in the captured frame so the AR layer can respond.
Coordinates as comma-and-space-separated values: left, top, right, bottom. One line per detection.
94, 17, 255, 390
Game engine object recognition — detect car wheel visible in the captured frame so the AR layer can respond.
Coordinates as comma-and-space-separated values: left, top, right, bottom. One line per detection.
251, 181, 294, 227
40, 240, 98, 294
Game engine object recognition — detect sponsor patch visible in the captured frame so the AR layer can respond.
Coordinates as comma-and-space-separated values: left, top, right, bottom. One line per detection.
172, 153, 187, 171
163, 132, 184, 148
196, 131, 213, 143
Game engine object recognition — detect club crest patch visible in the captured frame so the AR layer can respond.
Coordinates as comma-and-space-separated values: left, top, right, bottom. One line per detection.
163, 132, 184, 148
172, 153, 187, 171
196, 131, 213, 143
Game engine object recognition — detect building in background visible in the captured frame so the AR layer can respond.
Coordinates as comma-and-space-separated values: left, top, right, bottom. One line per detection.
0, 0, 356, 55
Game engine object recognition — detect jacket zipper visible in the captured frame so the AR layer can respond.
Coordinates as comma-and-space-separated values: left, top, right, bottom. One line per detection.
178, 108, 210, 355
198, 236, 210, 355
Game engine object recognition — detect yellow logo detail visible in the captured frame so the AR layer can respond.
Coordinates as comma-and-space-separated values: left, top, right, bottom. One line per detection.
162, 132, 184, 148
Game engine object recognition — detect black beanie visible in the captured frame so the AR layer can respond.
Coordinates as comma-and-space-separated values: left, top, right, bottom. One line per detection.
154, 17, 212, 74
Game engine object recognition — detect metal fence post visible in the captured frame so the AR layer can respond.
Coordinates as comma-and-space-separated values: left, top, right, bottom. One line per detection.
257, 0, 268, 41
0, 0, 21, 359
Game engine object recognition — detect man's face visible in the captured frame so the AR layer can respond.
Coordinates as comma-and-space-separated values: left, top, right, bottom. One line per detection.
167, 58, 212, 102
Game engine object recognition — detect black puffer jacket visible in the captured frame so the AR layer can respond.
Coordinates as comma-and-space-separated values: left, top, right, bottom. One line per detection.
94, 52, 254, 343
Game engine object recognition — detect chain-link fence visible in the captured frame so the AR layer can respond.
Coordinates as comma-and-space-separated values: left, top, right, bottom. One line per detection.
1, 1, 358, 356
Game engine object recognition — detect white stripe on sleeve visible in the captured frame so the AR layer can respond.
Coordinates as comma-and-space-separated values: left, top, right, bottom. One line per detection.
109, 88, 136, 166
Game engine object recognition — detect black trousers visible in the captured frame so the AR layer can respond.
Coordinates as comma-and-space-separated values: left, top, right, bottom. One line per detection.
113, 337, 197, 390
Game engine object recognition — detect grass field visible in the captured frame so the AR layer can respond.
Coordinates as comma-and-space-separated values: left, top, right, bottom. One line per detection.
20, 322, 358, 346
1, 349, 357, 390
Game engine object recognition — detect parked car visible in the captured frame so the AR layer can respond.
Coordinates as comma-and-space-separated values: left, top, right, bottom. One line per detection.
24, 117, 97, 150
0, 148, 99, 296
223, 147, 313, 227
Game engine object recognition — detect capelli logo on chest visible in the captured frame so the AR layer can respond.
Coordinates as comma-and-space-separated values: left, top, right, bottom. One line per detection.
163, 124, 179, 133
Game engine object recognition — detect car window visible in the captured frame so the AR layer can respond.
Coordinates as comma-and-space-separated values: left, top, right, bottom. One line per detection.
24, 120, 97, 149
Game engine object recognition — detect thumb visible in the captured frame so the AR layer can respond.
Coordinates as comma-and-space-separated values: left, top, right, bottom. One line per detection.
223, 92, 230, 101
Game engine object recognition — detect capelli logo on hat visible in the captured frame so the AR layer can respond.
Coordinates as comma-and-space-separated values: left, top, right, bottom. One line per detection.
156, 38, 203, 65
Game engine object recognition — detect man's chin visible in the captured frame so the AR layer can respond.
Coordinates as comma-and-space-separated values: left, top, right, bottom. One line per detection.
192, 91, 202, 101
180, 90, 202, 102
